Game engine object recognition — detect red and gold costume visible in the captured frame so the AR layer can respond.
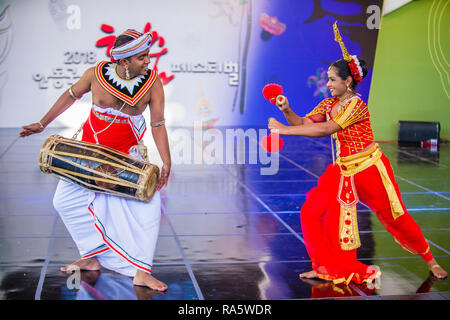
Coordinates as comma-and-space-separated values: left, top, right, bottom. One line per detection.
301, 96, 433, 285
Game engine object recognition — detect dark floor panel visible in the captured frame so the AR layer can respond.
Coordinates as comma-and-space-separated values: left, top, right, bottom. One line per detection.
369, 209, 450, 231
168, 212, 290, 235
162, 195, 269, 214
0, 215, 55, 237
368, 257, 450, 296
276, 212, 302, 233
39, 265, 198, 300
178, 234, 307, 263
247, 180, 318, 195
0, 237, 50, 265
400, 193, 450, 210
357, 231, 448, 259
0, 266, 41, 300
260, 195, 305, 212
1, 129, 449, 301
0, 196, 57, 216
237, 168, 322, 181
190, 261, 367, 300
165, 180, 241, 196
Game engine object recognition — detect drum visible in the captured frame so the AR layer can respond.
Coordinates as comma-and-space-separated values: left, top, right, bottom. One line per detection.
38, 134, 159, 202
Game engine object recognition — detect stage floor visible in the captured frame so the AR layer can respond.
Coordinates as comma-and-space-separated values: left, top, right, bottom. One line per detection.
0, 127, 449, 300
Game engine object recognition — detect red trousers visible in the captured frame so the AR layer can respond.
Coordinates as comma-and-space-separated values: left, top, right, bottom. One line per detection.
300, 153, 432, 284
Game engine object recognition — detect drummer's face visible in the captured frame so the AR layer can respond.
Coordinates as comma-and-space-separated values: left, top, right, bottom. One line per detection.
128, 49, 150, 77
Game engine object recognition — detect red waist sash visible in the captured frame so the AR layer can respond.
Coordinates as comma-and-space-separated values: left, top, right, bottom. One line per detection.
82, 108, 143, 154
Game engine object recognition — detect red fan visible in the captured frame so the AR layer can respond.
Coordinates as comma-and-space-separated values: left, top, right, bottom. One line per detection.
261, 132, 284, 153
262, 83, 286, 105
262, 84, 286, 153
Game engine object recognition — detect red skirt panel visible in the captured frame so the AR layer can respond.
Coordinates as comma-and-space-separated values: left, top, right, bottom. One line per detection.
300, 153, 432, 284
81, 108, 139, 154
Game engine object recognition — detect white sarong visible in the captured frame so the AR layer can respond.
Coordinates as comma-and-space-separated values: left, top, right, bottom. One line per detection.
53, 105, 161, 277
54, 180, 161, 277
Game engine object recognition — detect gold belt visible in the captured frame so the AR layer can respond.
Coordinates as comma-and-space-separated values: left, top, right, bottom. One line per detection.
337, 144, 405, 220
337, 144, 382, 176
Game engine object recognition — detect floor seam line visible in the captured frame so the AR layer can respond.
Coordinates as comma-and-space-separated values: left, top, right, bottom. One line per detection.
162, 204, 205, 300
34, 213, 58, 300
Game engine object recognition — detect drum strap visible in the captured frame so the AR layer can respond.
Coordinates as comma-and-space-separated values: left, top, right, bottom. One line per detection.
72, 122, 84, 140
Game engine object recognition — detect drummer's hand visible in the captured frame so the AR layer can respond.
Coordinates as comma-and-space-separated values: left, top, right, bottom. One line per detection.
268, 118, 288, 135
275, 95, 290, 112
156, 163, 170, 191
19, 123, 44, 138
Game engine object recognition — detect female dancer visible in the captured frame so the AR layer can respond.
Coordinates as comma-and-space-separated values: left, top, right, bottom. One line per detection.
268, 23, 447, 285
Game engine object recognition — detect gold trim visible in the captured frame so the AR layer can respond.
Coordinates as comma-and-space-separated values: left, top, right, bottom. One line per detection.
336, 143, 405, 220
333, 22, 352, 62
374, 159, 405, 220
339, 204, 361, 251
332, 98, 359, 129
394, 239, 429, 256
305, 98, 335, 118
337, 143, 381, 176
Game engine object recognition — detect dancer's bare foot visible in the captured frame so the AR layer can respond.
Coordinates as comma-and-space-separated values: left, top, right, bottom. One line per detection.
427, 259, 448, 279
133, 270, 168, 292
133, 285, 166, 300
299, 270, 318, 279
60, 257, 101, 273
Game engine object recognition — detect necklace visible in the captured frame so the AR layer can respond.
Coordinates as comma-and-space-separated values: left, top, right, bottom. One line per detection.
338, 94, 357, 108
104, 63, 145, 95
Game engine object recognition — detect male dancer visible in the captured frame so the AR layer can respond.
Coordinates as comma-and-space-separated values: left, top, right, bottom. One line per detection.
20, 29, 171, 291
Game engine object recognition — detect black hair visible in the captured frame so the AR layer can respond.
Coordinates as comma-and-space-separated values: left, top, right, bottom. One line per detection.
113, 34, 134, 63
113, 34, 134, 48
330, 58, 368, 90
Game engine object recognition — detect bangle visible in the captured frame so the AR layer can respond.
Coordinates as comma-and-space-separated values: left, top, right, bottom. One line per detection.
151, 119, 165, 127
39, 121, 45, 129
69, 86, 79, 100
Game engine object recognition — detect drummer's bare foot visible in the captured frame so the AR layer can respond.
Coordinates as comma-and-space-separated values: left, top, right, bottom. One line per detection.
133, 270, 168, 292
299, 270, 318, 279
133, 285, 165, 300
60, 257, 101, 272
427, 259, 448, 279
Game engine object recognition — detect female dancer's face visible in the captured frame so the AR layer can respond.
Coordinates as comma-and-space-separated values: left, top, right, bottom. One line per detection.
326, 66, 351, 98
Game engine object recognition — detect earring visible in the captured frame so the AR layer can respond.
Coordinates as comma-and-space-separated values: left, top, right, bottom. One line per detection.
125, 67, 130, 80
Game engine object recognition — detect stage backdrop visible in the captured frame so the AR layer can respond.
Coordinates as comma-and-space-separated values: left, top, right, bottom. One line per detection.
369, 0, 450, 141
0, 0, 382, 129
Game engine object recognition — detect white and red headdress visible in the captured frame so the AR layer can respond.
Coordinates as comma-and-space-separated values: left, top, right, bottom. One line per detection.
110, 29, 152, 62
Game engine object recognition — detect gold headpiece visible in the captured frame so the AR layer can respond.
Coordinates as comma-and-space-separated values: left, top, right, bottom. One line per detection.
332, 21, 364, 84
333, 22, 352, 62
